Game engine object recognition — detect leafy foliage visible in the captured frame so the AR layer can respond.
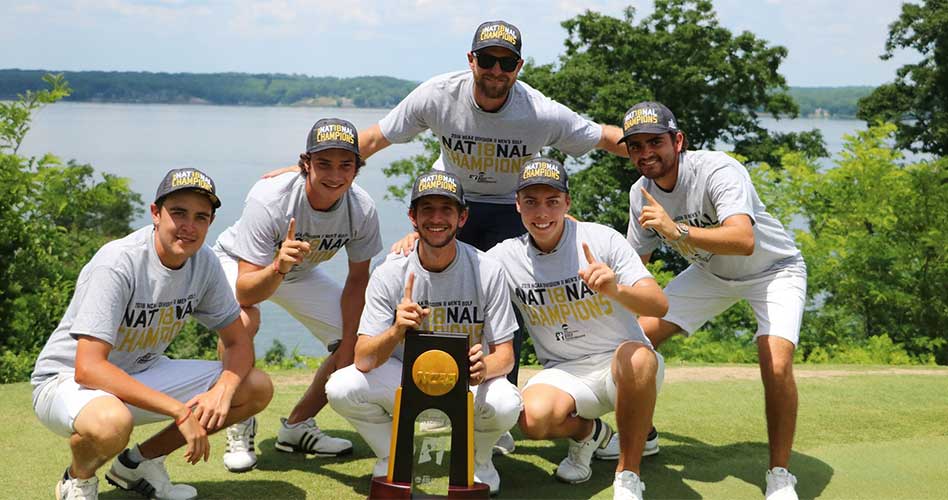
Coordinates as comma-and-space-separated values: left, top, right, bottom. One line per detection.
857, 0, 948, 155
380, 133, 441, 204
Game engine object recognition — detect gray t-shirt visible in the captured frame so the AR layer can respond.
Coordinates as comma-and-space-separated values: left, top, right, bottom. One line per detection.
627, 150, 803, 281
379, 71, 602, 204
488, 220, 654, 367
31, 226, 240, 387
358, 241, 517, 362
214, 172, 382, 280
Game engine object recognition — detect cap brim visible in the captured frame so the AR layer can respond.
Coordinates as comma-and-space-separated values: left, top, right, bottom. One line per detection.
472, 41, 521, 58
617, 125, 676, 144
516, 179, 569, 193
306, 144, 364, 166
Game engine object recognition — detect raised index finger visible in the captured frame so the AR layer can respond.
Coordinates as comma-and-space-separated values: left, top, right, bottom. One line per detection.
285, 217, 297, 242
582, 242, 597, 264
641, 188, 659, 206
403, 272, 415, 303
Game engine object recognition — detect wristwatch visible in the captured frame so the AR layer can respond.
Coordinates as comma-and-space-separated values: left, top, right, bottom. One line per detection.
674, 223, 689, 242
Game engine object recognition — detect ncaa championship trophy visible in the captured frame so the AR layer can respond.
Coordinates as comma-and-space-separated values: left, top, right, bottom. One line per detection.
369, 330, 490, 499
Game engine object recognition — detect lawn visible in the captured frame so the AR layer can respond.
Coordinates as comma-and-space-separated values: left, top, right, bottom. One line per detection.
3, 364, 947, 499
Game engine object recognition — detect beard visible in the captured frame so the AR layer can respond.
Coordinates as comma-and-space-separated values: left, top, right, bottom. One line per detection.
417, 225, 459, 249
474, 73, 513, 99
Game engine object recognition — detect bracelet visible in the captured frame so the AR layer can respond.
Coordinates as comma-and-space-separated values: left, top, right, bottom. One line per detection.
174, 407, 192, 426
273, 260, 287, 276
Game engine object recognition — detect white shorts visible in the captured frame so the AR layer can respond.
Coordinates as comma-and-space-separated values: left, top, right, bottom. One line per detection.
32, 356, 222, 438
216, 250, 343, 345
663, 264, 807, 346
524, 348, 665, 420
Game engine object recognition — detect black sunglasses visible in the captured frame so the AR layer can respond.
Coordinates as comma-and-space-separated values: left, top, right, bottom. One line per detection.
474, 52, 520, 72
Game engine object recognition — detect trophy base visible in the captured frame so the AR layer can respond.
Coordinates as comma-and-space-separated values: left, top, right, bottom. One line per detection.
369, 476, 490, 499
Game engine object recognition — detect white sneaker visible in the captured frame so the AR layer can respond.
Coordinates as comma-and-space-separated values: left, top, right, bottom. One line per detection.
473, 458, 501, 496
275, 417, 353, 456
595, 427, 660, 460
613, 470, 646, 500
56, 469, 98, 500
223, 416, 257, 473
765, 467, 799, 500
373, 457, 389, 478
555, 418, 613, 484
105, 452, 197, 500
492, 431, 516, 456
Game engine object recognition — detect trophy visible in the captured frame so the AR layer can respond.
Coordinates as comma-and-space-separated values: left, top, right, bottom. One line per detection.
369, 330, 490, 499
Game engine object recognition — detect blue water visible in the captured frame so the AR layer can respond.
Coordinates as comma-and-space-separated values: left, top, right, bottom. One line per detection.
19, 102, 866, 356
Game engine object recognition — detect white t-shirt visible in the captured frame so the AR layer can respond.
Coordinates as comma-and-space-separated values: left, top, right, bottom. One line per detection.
379, 71, 602, 204
31, 226, 240, 387
358, 242, 518, 362
627, 150, 803, 281
488, 220, 654, 367
214, 172, 382, 281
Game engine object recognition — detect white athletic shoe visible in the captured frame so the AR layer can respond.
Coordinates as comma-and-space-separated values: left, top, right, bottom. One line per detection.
105, 453, 197, 500
473, 458, 501, 496
555, 418, 614, 484
765, 467, 799, 500
613, 470, 646, 500
56, 469, 98, 500
275, 417, 353, 456
223, 416, 257, 473
595, 427, 660, 460
492, 431, 516, 456
373, 457, 389, 478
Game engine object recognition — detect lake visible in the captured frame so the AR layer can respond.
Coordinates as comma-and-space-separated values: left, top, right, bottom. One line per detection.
19, 102, 866, 356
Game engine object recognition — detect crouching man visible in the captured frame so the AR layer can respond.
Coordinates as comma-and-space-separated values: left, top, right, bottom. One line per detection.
487, 159, 667, 500
326, 171, 522, 495
31, 169, 273, 500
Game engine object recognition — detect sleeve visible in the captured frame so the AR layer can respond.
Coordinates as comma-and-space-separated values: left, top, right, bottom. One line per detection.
626, 185, 662, 256
231, 197, 283, 268
69, 266, 134, 345
544, 99, 602, 157
482, 264, 517, 346
357, 268, 399, 337
378, 82, 432, 144
707, 162, 756, 224
346, 203, 383, 263
193, 255, 242, 331
606, 229, 654, 287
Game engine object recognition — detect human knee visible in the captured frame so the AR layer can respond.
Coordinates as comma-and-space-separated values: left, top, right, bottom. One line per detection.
242, 368, 274, 413
613, 343, 657, 386
519, 396, 561, 439
325, 365, 370, 416
79, 400, 134, 450
242, 306, 261, 338
477, 379, 523, 431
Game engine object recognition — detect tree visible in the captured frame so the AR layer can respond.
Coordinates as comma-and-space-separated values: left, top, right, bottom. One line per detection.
0, 75, 143, 382
858, 0, 948, 156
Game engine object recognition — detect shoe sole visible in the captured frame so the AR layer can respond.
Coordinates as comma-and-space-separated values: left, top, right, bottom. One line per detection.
593, 442, 660, 460
106, 472, 197, 500
224, 462, 257, 473
274, 441, 354, 457
554, 471, 592, 485
491, 444, 515, 456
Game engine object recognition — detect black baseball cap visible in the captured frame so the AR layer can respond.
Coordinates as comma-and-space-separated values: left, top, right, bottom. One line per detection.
306, 118, 363, 165
410, 171, 466, 206
471, 20, 522, 58
516, 158, 569, 193
618, 101, 679, 144
155, 168, 221, 209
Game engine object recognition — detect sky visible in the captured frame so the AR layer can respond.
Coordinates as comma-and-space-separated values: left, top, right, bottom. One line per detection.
1, 0, 919, 87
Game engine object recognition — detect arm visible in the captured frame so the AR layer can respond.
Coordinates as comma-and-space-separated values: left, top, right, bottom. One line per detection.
353, 272, 429, 372
596, 124, 630, 158
639, 188, 755, 256
335, 259, 371, 369
579, 243, 668, 318
359, 124, 392, 160
235, 217, 310, 306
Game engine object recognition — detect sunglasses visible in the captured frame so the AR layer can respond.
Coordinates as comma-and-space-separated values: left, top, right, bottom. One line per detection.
474, 52, 520, 72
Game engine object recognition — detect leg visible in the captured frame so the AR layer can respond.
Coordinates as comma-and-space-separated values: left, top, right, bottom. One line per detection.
70, 396, 135, 479
758, 335, 797, 469
286, 349, 336, 424
638, 316, 682, 348
470, 377, 522, 494
326, 360, 402, 458
519, 384, 591, 441
611, 342, 658, 475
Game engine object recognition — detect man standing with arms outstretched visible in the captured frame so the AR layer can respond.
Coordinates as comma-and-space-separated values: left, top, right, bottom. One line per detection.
213, 118, 382, 472
326, 171, 522, 495
31, 169, 273, 500
621, 101, 806, 500
488, 158, 667, 500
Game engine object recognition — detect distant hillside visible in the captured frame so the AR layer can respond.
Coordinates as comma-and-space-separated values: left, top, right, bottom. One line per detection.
788, 86, 875, 118
0, 69, 418, 108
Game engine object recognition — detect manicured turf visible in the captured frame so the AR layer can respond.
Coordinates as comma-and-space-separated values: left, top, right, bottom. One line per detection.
3, 365, 946, 499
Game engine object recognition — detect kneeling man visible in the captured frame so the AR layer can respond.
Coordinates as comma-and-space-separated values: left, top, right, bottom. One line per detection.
31, 169, 273, 500
327, 171, 521, 495
487, 159, 667, 500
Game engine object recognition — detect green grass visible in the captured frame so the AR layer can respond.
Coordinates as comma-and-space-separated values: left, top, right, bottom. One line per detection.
3, 365, 947, 499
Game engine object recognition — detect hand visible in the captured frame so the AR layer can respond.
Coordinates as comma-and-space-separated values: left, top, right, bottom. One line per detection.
175, 408, 210, 465
275, 218, 311, 274
394, 273, 429, 336
390, 231, 420, 256
468, 343, 486, 386
578, 242, 619, 298
637, 188, 678, 240
262, 165, 300, 179
185, 382, 234, 433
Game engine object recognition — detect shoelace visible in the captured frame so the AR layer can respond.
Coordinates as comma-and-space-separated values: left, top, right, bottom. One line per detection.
770, 470, 797, 490
68, 477, 98, 500
227, 422, 253, 452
